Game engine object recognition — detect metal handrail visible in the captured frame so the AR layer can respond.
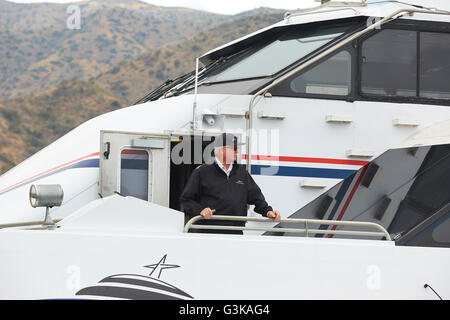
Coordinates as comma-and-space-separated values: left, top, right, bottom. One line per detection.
285, 7, 361, 22
284, 0, 367, 19
0, 219, 62, 230
184, 215, 392, 240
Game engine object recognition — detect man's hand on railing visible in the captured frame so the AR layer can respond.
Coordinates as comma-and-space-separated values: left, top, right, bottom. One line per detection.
200, 208, 216, 219
267, 210, 281, 222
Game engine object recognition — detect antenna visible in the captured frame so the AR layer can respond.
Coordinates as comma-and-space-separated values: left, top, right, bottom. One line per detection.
192, 57, 200, 131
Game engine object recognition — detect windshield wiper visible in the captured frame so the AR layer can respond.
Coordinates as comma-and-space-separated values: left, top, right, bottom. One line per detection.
134, 57, 228, 104
134, 71, 196, 105
135, 47, 258, 103
170, 48, 258, 97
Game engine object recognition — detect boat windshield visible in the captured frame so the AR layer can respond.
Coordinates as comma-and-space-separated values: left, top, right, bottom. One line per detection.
200, 23, 356, 83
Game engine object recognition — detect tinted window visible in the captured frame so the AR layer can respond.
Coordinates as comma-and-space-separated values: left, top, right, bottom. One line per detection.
121, 150, 150, 201
215, 29, 345, 82
288, 50, 351, 96
402, 207, 450, 248
361, 29, 417, 97
202, 23, 357, 83
388, 145, 450, 236
420, 32, 450, 99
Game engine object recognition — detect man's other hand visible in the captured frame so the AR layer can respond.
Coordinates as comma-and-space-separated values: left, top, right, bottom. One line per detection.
267, 210, 281, 222
200, 208, 216, 219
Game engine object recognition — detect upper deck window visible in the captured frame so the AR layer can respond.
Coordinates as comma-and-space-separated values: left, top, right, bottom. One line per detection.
270, 50, 352, 97
420, 32, 450, 100
202, 23, 357, 83
360, 28, 450, 101
361, 29, 417, 97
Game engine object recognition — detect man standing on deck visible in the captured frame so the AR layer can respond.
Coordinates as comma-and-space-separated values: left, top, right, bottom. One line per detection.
180, 133, 281, 234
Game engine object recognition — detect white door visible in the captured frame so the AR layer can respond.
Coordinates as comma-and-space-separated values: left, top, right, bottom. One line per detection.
99, 130, 170, 207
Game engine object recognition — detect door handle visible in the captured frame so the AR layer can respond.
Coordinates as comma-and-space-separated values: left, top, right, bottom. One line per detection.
103, 142, 111, 159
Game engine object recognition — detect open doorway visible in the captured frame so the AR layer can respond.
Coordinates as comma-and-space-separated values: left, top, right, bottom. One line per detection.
169, 134, 216, 213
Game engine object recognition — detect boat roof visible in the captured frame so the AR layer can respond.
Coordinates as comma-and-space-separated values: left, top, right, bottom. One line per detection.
200, 0, 450, 64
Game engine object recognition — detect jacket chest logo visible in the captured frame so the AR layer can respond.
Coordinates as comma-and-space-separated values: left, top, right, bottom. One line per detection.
235, 180, 245, 185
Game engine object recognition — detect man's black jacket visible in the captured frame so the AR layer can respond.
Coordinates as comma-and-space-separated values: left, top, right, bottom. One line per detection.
180, 161, 273, 234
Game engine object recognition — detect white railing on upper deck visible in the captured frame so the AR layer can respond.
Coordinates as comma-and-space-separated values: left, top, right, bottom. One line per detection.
184, 215, 392, 240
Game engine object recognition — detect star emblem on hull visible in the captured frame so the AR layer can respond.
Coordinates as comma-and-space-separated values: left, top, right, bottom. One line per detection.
144, 254, 180, 279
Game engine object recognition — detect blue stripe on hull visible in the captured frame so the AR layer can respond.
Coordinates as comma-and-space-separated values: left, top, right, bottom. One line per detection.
250, 165, 356, 180
0, 161, 356, 196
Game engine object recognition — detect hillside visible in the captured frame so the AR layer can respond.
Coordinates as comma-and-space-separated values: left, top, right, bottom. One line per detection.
0, 79, 127, 170
0, 0, 231, 100
0, 7, 284, 174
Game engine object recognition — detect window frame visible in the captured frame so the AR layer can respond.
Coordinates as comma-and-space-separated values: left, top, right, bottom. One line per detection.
356, 19, 450, 107
200, 18, 367, 87
262, 19, 450, 106
267, 45, 358, 101
119, 148, 152, 201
